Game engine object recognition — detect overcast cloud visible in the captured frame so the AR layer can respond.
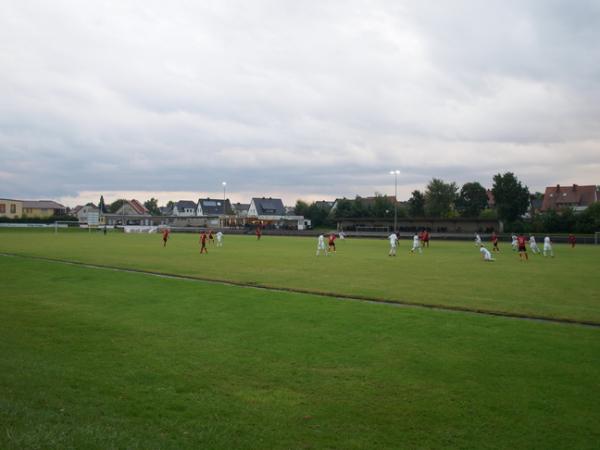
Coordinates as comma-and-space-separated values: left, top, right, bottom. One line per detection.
1, 0, 599, 206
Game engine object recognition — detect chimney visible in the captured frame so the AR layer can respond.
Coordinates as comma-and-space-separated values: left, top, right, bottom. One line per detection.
555, 184, 560, 192
572, 184, 578, 191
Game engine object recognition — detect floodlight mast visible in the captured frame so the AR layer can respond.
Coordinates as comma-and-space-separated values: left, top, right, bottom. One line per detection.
222, 182, 227, 218
390, 170, 400, 232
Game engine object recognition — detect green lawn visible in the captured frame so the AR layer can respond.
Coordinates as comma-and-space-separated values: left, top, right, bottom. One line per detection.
1, 257, 599, 449
1, 230, 599, 322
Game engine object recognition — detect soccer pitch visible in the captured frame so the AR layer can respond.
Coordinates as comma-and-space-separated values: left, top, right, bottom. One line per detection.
1, 231, 600, 449
1, 230, 599, 322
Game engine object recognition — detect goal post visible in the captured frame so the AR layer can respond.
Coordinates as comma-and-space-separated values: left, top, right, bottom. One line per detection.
53, 220, 82, 233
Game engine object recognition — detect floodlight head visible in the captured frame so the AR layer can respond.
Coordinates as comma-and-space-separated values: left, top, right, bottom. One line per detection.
222, 181, 227, 186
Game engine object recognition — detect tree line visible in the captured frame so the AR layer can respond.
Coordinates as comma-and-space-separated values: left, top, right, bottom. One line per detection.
294, 172, 600, 233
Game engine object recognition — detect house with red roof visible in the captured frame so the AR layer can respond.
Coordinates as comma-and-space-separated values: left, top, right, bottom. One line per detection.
102, 199, 151, 226
541, 184, 598, 212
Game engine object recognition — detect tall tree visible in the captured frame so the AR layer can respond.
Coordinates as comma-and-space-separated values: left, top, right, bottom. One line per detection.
424, 178, 458, 217
372, 195, 394, 218
456, 182, 488, 217
350, 197, 368, 218
407, 190, 425, 217
333, 199, 352, 219
98, 195, 106, 213
491, 172, 530, 223
306, 203, 331, 227
574, 202, 600, 233
294, 200, 309, 216
144, 198, 161, 216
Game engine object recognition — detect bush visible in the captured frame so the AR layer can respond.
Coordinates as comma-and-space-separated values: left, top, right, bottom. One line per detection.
0, 214, 77, 224
479, 209, 498, 219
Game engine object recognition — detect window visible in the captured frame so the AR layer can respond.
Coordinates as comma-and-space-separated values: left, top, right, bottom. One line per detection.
0, 204, 5, 213
10, 204, 16, 214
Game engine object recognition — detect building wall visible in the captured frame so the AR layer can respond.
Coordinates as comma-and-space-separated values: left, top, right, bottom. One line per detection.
22, 207, 57, 218
76, 206, 100, 223
248, 200, 258, 217
173, 207, 196, 217
0, 200, 23, 219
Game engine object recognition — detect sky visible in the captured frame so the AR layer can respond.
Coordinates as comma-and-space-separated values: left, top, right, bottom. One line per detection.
1, 0, 599, 207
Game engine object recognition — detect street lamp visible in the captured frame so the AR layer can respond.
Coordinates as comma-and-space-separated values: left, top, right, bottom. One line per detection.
390, 170, 400, 232
222, 182, 227, 216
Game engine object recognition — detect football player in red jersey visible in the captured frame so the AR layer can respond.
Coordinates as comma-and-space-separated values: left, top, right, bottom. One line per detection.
162, 228, 170, 247
491, 231, 499, 252
422, 230, 430, 248
517, 234, 528, 261
328, 233, 337, 253
199, 231, 208, 254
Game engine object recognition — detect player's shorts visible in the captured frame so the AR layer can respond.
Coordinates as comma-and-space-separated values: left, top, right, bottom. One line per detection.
518, 245, 526, 252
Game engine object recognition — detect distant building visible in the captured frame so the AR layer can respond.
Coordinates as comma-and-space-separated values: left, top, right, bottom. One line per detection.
314, 200, 335, 210
172, 200, 197, 217
541, 184, 599, 212
0, 198, 23, 219
116, 199, 148, 216
232, 203, 250, 217
248, 197, 286, 219
0, 199, 66, 219
22, 200, 66, 218
530, 195, 544, 215
196, 198, 232, 216
159, 206, 172, 215
74, 204, 100, 223
103, 199, 152, 226
246, 197, 306, 229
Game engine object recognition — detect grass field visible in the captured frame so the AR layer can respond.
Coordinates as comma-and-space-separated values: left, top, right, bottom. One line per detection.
1, 230, 599, 322
1, 230, 599, 449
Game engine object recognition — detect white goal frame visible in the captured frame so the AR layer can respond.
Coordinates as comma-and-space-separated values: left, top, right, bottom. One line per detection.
53, 220, 83, 234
